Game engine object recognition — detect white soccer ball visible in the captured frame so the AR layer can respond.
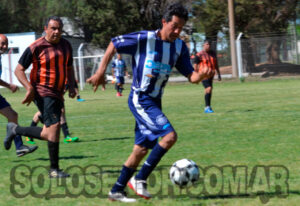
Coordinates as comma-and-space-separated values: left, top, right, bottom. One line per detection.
169, 159, 200, 188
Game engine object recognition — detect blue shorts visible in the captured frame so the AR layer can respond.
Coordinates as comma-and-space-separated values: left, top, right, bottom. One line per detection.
0, 94, 10, 110
116, 76, 124, 84
128, 91, 175, 149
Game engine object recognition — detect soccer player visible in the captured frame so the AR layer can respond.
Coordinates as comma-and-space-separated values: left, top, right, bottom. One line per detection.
111, 53, 129, 97
4, 16, 76, 178
87, 3, 212, 202
87, 4, 211, 202
193, 40, 221, 113
0, 34, 38, 157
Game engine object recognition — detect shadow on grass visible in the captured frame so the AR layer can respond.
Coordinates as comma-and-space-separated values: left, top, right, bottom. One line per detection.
226, 109, 255, 113
77, 136, 132, 142
160, 191, 291, 204
11, 155, 98, 162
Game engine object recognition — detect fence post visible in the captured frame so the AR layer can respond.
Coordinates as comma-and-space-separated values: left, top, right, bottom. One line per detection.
77, 43, 85, 91
236, 33, 243, 80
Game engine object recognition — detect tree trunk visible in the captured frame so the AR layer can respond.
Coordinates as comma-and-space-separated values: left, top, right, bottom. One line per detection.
266, 40, 282, 64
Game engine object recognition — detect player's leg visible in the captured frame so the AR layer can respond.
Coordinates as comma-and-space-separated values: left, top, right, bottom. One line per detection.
110, 143, 148, 197
128, 92, 175, 199
26, 111, 41, 144
202, 78, 214, 113
74, 83, 85, 102
118, 77, 124, 96
116, 77, 121, 96
61, 107, 79, 143
1, 95, 38, 156
39, 97, 69, 178
129, 132, 176, 199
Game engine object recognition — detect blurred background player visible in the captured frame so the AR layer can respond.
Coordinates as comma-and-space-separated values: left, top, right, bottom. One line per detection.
193, 40, 221, 113
73, 81, 85, 102
0, 34, 38, 157
111, 53, 129, 97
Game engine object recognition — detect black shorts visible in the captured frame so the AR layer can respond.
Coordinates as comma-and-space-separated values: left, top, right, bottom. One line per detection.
202, 77, 213, 88
34, 95, 64, 127
0, 94, 10, 110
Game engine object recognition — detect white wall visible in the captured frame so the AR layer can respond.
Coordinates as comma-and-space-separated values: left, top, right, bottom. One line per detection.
1, 32, 36, 87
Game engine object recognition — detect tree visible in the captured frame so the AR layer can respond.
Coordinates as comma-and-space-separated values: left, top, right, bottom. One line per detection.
191, 0, 227, 52
236, 0, 298, 64
73, 0, 192, 47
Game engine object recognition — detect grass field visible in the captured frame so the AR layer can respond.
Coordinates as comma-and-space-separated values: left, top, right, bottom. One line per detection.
1, 77, 300, 206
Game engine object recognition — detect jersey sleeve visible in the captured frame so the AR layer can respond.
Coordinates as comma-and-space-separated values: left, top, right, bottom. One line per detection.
111, 32, 140, 55
18, 47, 33, 69
175, 43, 194, 77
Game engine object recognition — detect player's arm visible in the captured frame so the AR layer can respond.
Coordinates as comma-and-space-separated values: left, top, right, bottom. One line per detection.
86, 41, 116, 92
15, 63, 34, 105
67, 66, 76, 98
188, 69, 210, 84
215, 59, 221, 81
0, 79, 18, 92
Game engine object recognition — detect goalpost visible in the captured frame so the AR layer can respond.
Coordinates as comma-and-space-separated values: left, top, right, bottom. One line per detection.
73, 54, 104, 90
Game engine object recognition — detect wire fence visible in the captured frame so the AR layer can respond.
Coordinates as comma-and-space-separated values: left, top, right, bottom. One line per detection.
72, 33, 300, 89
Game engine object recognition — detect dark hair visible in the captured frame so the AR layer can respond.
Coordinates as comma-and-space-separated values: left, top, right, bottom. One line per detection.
163, 3, 189, 22
203, 39, 212, 45
44, 16, 63, 28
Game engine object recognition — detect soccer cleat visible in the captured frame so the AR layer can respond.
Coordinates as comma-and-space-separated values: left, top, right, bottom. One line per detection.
116, 92, 121, 97
64, 136, 79, 143
204, 106, 214, 113
4, 122, 18, 150
26, 137, 36, 144
16, 145, 38, 157
128, 177, 151, 199
77, 98, 85, 102
108, 191, 136, 203
49, 169, 70, 178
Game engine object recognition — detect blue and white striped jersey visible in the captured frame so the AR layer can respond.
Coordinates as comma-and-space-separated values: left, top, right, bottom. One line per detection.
112, 59, 126, 77
112, 30, 194, 98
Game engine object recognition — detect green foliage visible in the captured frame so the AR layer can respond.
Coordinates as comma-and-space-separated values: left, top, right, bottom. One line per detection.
74, 0, 142, 47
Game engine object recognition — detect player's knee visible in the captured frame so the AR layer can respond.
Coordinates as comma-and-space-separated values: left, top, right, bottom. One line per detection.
133, 146, 148, 157
169, 132, 178, 145
7, 110, 18, 122
162, 131, 177, 148
205, 87, 212, 93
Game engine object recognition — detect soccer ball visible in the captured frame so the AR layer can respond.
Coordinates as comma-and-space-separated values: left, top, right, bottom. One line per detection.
169, 159, 199, 188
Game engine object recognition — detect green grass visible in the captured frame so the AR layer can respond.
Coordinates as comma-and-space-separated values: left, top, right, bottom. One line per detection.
1, 77, 300, 206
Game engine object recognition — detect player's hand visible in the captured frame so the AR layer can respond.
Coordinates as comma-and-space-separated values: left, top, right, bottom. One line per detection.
86, 74, 106, 92
22, 87, 34, 106
68, 87, 76, 98
200, 67, 213, 79
9, 84, 19, 93
218, 74, 222, 81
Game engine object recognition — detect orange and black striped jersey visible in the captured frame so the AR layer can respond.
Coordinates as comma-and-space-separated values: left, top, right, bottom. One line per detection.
18, 37, 73, 99
192, 50, 218, 72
